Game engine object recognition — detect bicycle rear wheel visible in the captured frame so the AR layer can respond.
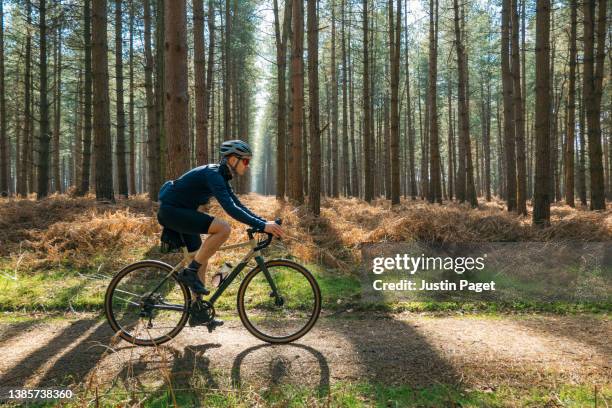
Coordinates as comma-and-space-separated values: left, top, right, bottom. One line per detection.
104, 260, 190, 346
238, 259, 321, 344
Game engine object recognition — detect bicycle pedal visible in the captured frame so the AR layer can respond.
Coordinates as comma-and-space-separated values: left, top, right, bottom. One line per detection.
206, 320, 224, 333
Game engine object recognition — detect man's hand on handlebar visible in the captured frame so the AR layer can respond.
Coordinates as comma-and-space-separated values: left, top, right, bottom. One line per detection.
264, 221, 284, 238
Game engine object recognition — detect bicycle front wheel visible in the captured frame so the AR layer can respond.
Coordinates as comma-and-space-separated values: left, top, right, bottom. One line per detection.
104, 260, 190, 346
238, 259, 321, 344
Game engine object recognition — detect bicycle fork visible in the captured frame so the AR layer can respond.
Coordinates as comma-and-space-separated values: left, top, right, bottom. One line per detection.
255, 256, 283, 306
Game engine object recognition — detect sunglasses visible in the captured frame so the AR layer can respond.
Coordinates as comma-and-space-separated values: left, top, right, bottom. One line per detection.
241, 158, 250, 166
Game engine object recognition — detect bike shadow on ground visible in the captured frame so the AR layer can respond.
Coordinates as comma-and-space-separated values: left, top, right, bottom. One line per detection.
230, 343, 330, 397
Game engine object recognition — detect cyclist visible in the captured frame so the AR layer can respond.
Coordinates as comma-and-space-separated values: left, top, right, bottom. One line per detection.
157, 140, 284, 325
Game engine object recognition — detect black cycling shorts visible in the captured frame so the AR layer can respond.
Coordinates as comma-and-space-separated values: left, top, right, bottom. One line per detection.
157, 206, 215, 252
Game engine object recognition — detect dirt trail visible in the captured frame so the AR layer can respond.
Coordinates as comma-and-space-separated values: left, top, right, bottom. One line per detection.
0, 313, 609, 393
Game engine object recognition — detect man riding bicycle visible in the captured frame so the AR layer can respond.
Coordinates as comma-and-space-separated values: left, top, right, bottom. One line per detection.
157, 140, 284, 326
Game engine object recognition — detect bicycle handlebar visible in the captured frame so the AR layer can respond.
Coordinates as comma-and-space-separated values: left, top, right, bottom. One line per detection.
247, 218, 282, 251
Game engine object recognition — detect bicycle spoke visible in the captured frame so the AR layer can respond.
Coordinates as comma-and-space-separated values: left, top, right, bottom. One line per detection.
239, 261, 320, 342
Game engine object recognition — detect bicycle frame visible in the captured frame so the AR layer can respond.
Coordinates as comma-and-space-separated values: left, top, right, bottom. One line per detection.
146, 235, 280, 309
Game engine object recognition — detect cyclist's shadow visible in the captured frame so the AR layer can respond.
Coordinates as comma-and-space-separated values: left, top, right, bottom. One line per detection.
231, 343, 330, 397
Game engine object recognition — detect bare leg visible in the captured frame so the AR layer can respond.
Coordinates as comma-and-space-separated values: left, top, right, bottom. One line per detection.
195, 218, 231, 286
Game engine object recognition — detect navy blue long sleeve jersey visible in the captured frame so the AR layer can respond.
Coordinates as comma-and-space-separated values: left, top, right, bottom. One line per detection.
158, 163, 266, 230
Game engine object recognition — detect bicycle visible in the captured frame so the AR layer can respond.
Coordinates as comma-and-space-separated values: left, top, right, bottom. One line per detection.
104, 219, 322, 346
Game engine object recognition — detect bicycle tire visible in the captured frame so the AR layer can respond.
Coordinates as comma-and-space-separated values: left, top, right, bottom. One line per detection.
237, 259, 321, 344
104, 260, 191, 346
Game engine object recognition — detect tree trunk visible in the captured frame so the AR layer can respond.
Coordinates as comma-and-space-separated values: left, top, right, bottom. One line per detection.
223, 0, 231, 140
79, 0, 93, 196
348, 6, 359, 198
587, 0, 607, 209
428, 0, 441, 203
484, 76, 492, 201
164, 0, 190, 180
362, 0, 373, 202
128, 0, 136, 195
0, 0, 7, 194
533, 0, 551, 225
144, 0, 160, 199
92, 0, 114, 200
341, 0, 349, 196
454, 0, 476, 206
447, 75, 454, 200
501, 0, 517, 211
37, 0, 50, 198
512, 0, 527, 214
115, 0, 128, 197
307, 0, 320, 214
288, 0, 304, 203
52, 22, 62, 193
330, 0, 339, 197
273, 0, 291, 199
193, 0, 208, 165
155, 0, 165, 184
389, 0, 401, 204
564, 0, 577, 207
74, 71, 83, 189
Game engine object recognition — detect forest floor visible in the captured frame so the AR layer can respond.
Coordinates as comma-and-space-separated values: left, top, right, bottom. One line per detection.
0, 194, 610, 406
0, 311, 610, 407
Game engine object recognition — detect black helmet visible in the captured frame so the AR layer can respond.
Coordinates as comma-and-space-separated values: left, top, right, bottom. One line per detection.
220, 139, 253, 158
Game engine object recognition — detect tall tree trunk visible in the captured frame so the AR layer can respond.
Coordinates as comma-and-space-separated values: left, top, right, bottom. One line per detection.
484, 75, 492, 201
348, 6, 359, 198
37, 0, 50, 198
0, 0, 7, 194
341, 0, 349, 196
205, 0, 215, 163
330, 0, 339, 197
128, 0, 136, 195
417, 67, 427, 199
79, 0, 93, 196
512, 0, 527, 214
533, 0, 551, 225
289, 0, 304, 203
428, 0, 441, 203
577, 76, 587, 205
564, 0, 577, 207
586, 0, 607, 209
362, 0, 373, 202
389, 0, 401, 204
115, 0, 128, 196
52, 22, 62, 193
447, 75, 454, 200
92, 0, 114, 200
307, 0, 320, 214
223, 0, 231, 140
155, 0, 165, 183
273, 0, 291, 199
74, 71, 83, 189
193, 0, 208, 164
454, 0, 476, 206
164, 0, 190, 180
144, 0, 160, 199
501, 0, 517, 211
18, 0, 32, 195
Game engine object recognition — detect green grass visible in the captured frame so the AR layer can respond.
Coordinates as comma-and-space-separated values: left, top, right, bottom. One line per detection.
0, 268, 106, 312
0, 263, 609, 315
4, 382, 609, 408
